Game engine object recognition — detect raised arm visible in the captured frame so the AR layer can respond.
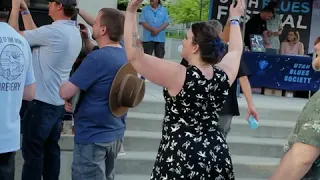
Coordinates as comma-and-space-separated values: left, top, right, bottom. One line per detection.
124, 0, 185, 95
78, 9, 95, 26
9, 0, 37, 35
216, 0, 245, 85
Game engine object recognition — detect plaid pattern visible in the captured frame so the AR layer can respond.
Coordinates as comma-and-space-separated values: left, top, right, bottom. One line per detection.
267, 14, 282, 50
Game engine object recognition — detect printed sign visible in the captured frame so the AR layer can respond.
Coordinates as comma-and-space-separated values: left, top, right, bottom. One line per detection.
210, 0, 314, 53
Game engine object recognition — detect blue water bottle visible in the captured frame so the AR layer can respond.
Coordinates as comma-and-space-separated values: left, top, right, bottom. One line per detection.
248, 115, 259, 129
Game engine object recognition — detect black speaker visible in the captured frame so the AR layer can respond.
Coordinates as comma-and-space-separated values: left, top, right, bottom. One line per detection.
29, 0, 49, 10
18, 8, 53, 30
0, 0, 12, 9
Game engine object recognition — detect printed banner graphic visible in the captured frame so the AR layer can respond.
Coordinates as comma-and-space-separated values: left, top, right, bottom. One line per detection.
243, 52, 320, 91
211, 0, 314, 53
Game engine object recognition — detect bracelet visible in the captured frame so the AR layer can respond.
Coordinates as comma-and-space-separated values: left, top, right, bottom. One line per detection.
21, 10, 30, 16
230, 20, 240, 26
230, 16, 240, 22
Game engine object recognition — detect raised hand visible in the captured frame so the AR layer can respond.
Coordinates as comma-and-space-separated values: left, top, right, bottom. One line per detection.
65, 101, 73, 113
127, 0, 143, 13
229, 0, 245, 17
20, 0, 28, 11
78, 23, 89, 39
12, 0, 22, 9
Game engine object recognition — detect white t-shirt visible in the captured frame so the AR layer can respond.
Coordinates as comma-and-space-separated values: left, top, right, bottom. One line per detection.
0, 22, 35, 153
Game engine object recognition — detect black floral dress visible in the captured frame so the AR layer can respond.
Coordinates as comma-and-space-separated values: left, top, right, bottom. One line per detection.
150, 65, 235, 180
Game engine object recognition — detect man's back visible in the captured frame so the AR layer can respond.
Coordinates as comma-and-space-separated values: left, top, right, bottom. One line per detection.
24, 20, 82, 105
69, 47, 128, 144
0, 23, 35, 153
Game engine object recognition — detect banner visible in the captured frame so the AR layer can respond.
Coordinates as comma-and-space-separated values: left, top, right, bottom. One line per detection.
211, 0, 314, 54
309, 0, 320, 53
243, 52, 320, 91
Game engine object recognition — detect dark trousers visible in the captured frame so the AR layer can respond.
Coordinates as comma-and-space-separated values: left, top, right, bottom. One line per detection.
21, 100, 65, 180
143, 42, 165, 58
0, 152, 15, 180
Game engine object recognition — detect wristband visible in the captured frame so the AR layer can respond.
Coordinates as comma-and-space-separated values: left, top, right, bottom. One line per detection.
21, 10, 30, 16
230, 16, 240, 22
230, 20, 240, 26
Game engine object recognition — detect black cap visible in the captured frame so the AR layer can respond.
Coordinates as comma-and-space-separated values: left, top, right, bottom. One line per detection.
56, 0, 77, 6
267, 1, 278, 9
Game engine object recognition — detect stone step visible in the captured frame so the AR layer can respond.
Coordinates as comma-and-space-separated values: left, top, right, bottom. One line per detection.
133, 82, 307, 122
122, 131, 285, 158
126, 112, 295, 139
14, 150, 273, 180
115, 174, 266, 180
115, 151, 278, 179
58, 133, 286, 159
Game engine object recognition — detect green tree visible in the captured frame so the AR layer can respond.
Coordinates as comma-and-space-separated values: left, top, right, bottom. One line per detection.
167, 0, 210, 24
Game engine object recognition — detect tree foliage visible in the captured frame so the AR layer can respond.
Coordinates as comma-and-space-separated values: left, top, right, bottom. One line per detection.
167, 0, 210, 24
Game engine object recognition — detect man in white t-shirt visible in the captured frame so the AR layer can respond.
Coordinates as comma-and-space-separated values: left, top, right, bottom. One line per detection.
0, 9, 35, 180
8, 0, 81, 179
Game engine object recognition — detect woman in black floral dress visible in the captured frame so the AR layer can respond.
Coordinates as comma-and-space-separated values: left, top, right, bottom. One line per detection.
123, 0, 245, 179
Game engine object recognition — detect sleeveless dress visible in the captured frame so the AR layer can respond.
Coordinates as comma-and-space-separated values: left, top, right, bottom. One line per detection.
150, 65, 235, 180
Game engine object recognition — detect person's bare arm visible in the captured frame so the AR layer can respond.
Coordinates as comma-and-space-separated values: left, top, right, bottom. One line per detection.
8, 0, 21, 32
124, 0, 185, 95
83, 38, 95, 52
239, 76, 253, 106
280, 42, 285, 55
78, 9, 95, 26
239, 76, 258, 120
20, 0, 37, 30
270, 142, 320, 180
299, 42, 304, 55
155, 9, 169, 32
23, 47, 36, 101
23, 83, 35, 101
221, 20, 230, 43
157, 22, 169, 31
216, 0, 245, 85
9, 0, 37, 35
140, 22, 155, 32
263, 30, 270, 44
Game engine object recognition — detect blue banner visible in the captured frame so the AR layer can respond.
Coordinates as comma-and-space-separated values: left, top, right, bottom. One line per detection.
210, 0, 314, 53
243, 52, 320, 91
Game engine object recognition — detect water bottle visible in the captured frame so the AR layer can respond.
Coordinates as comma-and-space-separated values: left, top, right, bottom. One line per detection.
248, 115, 259, 129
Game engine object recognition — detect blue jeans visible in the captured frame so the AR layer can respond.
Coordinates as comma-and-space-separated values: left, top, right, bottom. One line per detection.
0, 152, 15, 180
21, 100, 65, 180
72, 140, 122, 180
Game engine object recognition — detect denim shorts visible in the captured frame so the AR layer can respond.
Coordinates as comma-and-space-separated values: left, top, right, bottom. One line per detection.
72, 139, 122, 180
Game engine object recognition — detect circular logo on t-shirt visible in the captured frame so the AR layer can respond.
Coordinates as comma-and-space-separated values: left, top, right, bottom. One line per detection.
0, 44, 25, 81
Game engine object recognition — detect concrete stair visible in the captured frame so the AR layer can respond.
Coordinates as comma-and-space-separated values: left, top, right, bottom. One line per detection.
112, 83, 307, 179
14, 82, 309, 180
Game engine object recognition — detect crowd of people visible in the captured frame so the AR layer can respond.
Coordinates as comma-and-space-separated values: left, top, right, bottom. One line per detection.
0, 0, 320, 180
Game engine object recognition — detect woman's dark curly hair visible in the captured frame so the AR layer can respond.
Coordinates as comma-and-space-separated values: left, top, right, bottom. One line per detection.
191, 22, 226, 65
